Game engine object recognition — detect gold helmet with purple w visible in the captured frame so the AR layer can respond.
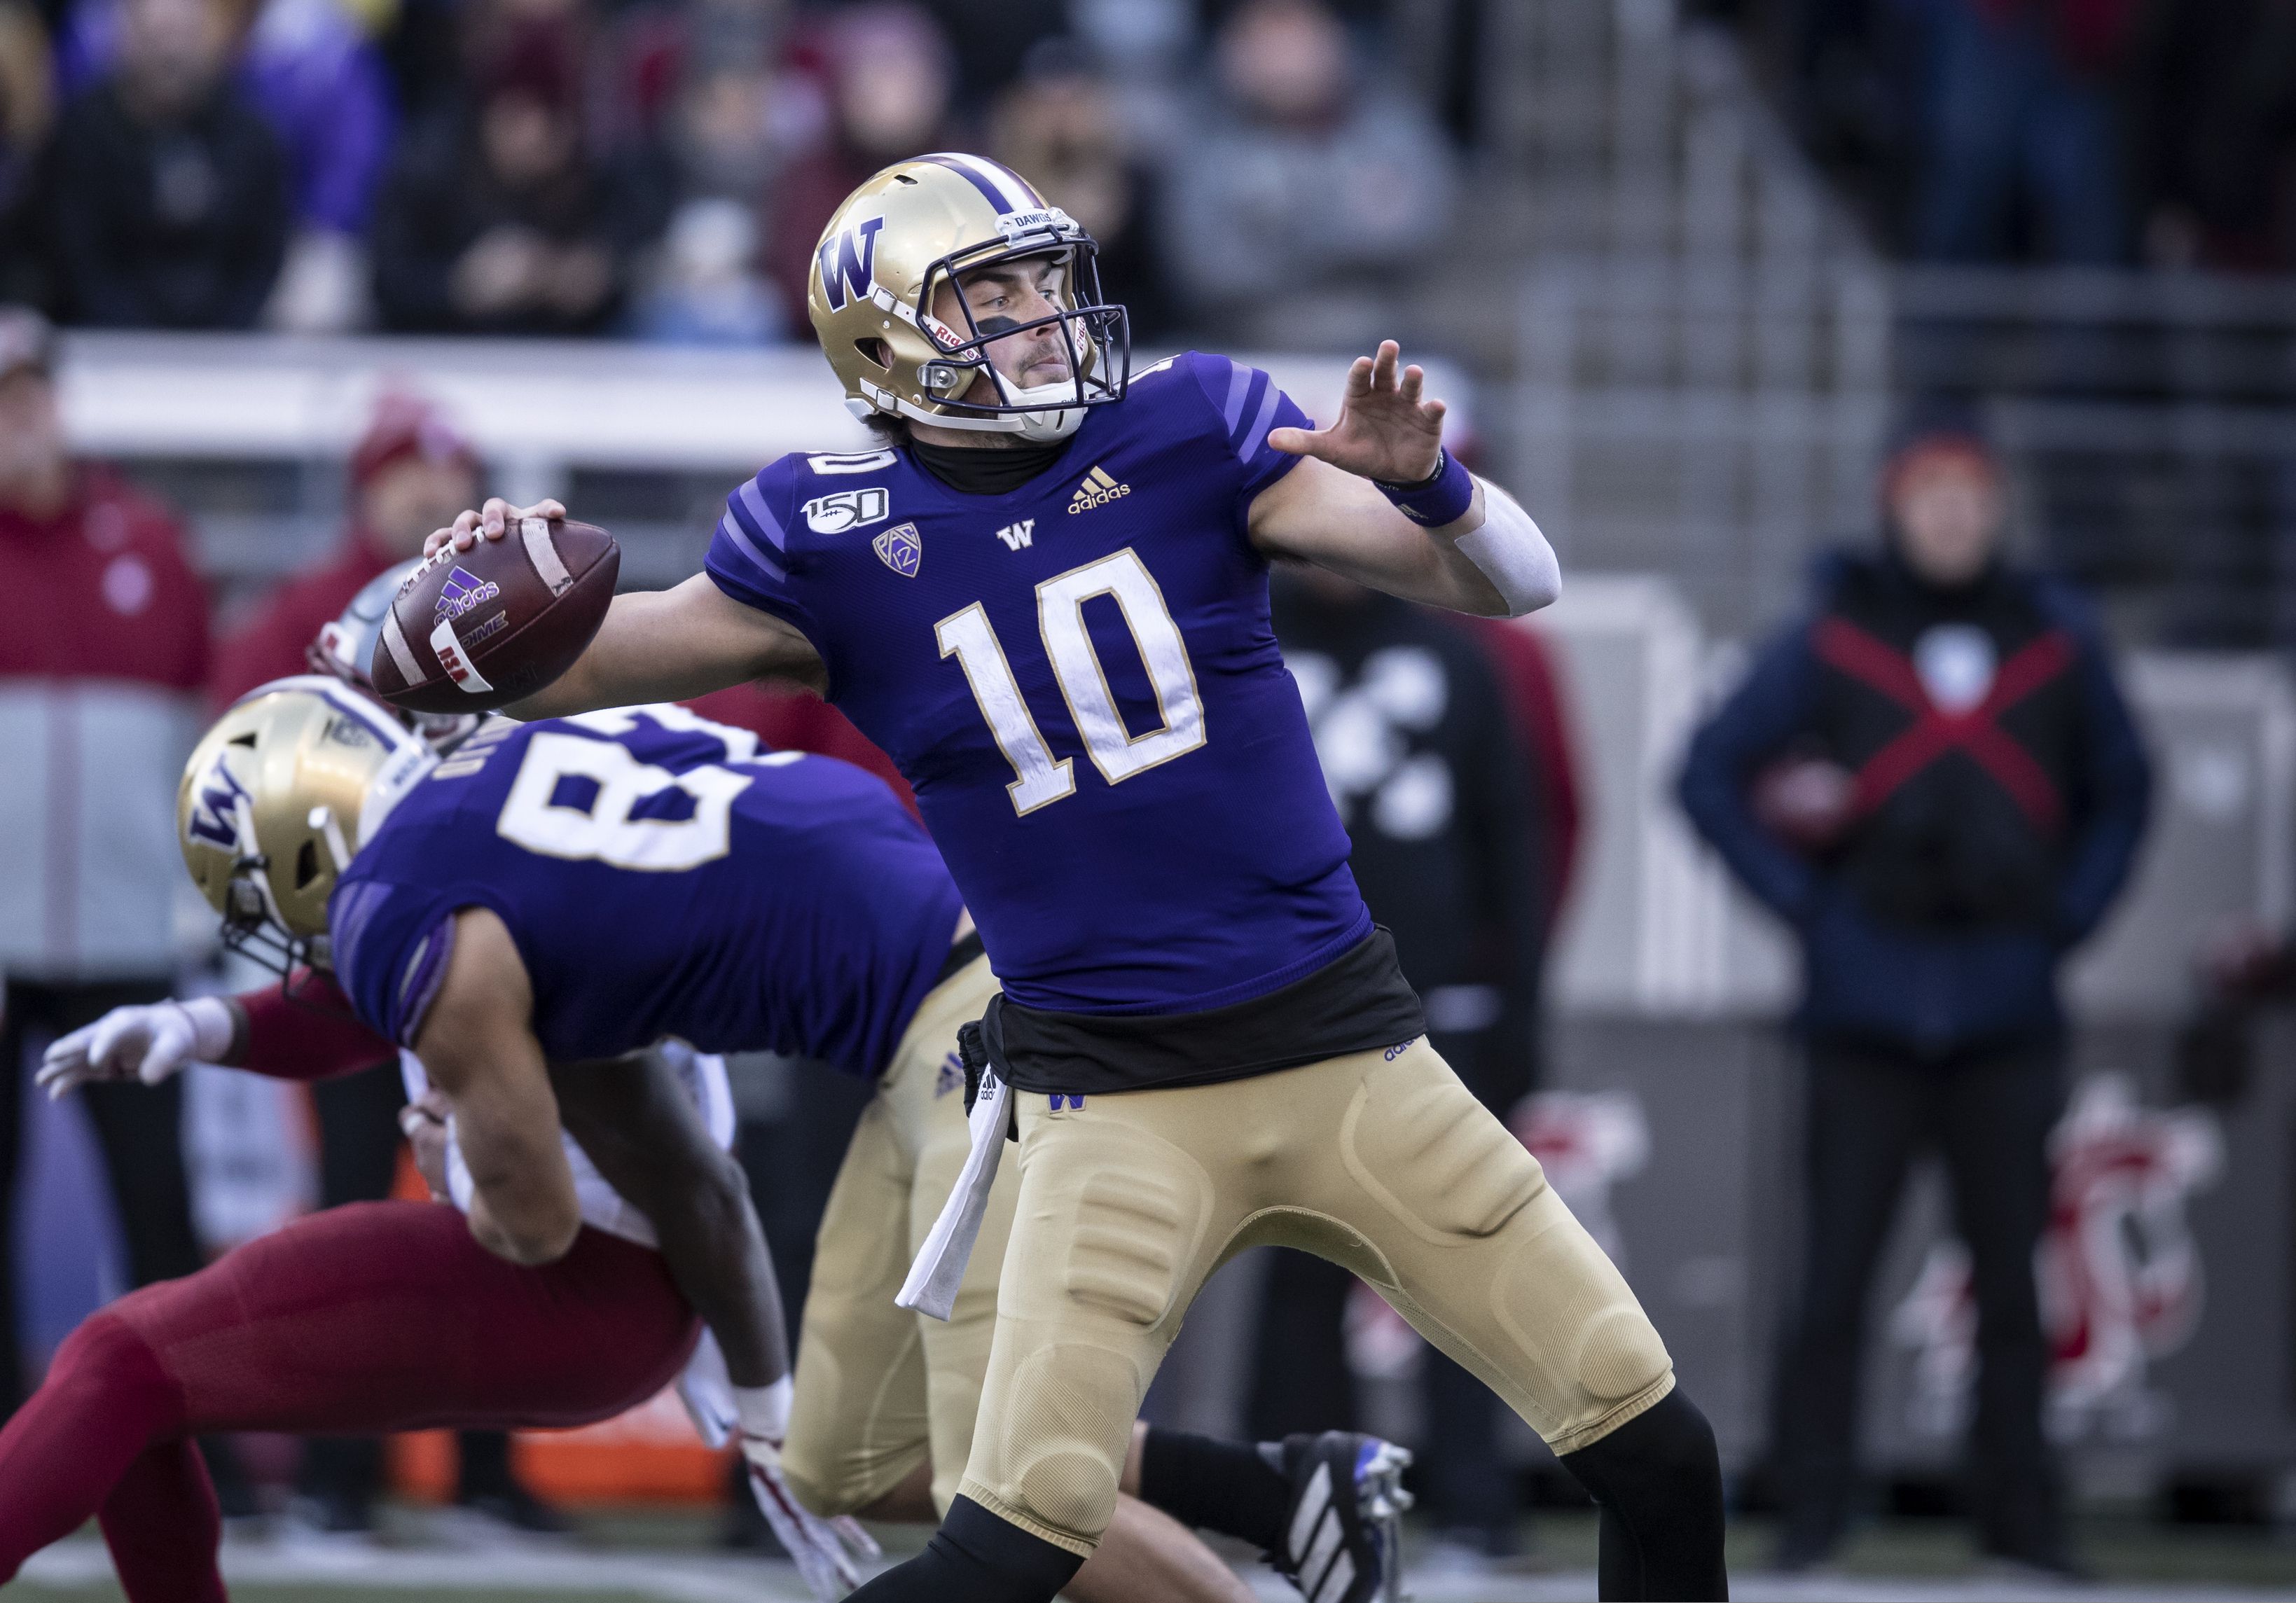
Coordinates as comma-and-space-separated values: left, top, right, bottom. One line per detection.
808, 153, 1129, 443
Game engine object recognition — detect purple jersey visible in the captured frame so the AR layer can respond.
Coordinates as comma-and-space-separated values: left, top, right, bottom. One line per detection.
328, 705, 964, 1074
705, 352, 1371, 1015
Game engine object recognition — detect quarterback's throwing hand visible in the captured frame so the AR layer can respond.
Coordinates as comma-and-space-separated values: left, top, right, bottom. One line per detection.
37, 997, 235, 1098
741, 1433, 880, 1599
1266, 340, 1446, 485
423, 497, 568, 557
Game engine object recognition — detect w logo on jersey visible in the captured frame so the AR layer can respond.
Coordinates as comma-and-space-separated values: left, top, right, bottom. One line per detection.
434, 566, 499, 623
185, 756, 251, 849
995, 519, 1034, 550
817, 216, 887, 312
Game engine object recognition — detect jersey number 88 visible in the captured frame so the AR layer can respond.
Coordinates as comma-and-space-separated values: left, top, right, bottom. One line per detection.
494, 707, 800, 870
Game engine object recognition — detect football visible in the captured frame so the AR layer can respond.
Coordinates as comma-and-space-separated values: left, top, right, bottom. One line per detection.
369, 518, 618, 714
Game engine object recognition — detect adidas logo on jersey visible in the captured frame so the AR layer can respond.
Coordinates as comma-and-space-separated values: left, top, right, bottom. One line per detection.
995, 519, 1035, 550
1067, 466, 1130, 514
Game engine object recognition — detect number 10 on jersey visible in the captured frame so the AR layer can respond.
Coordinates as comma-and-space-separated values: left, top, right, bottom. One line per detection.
937, 548, 1207, 817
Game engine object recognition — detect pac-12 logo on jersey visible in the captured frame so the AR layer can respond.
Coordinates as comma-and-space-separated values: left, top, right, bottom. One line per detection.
817, 216, 887, 312
805, 487, 890, 534
873, 522, 922, 577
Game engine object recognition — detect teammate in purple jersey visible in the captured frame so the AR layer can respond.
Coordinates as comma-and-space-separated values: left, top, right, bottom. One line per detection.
437, 152, 1725, 1603
326, 704, 964, 1075
82, 653, 1371, 1603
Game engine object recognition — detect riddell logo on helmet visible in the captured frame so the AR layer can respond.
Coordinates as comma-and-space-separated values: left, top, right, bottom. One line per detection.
1067, 466, 1129, 513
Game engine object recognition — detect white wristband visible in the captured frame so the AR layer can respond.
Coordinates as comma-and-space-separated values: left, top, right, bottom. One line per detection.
179, 997, 236, 1064
1449, 483, 1561, 618
735, 1375, 795, 1443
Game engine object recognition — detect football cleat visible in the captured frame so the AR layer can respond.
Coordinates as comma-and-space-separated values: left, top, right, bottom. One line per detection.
1262, 1431, 1415, 1603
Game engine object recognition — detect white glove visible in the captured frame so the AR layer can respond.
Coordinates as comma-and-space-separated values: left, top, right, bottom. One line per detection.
675, 1331, 740, 1450
37, 997, 235, 1099
735, 1378, 880, 1599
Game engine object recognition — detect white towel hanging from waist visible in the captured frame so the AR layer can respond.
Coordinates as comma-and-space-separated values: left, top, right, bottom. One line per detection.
897, 1064, 1009, 1321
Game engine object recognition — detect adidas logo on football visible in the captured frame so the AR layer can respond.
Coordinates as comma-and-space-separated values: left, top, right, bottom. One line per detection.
1067, 466, 1130, 514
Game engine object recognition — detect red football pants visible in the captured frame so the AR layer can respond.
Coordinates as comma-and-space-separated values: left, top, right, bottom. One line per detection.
0, 1200, 699, 1600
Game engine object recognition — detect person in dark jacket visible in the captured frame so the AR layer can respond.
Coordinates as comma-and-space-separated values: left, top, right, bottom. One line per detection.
1250, 566, 1549, 1567
370, 40, 666, 335
1678, 409, 2151, 1575
50, 0, 286, 327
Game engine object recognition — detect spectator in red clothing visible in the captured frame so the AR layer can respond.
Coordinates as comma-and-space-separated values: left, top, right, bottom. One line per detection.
764, 4, 955, 321
211, 392, 480, 706
0, 306, 242, 1496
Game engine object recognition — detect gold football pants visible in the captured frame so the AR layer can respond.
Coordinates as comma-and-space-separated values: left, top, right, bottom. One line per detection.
780, 955, 1014, 1518
956, 1037, 1675, 1557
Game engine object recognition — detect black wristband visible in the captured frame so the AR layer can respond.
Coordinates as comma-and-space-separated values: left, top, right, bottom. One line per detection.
1374, 447, 1474, 526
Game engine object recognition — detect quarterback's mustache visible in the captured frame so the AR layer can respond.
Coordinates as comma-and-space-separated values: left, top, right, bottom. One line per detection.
976, 314, 1069, 356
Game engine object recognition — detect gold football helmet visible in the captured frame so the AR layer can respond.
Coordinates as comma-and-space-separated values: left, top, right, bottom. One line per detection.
179, 676, 431, 967
809, 153, 1129, 442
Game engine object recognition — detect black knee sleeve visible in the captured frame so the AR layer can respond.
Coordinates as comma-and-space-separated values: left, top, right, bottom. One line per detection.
1559, 1388, 1728, 1602
846, 1495, 1086, 1603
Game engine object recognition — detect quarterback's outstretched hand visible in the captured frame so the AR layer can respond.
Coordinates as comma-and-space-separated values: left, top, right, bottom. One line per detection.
37, 997, 237, 1098
742, 1432, 880, 1599
424, 497, 568, 557
1267, 340, 1445, 485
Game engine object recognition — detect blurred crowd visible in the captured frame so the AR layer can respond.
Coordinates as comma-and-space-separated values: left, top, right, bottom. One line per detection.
1739, 0, 2296, 270
0, 0, 1463, 345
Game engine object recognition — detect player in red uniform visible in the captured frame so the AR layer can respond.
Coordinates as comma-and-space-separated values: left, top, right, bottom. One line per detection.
0, 1020, 801, 1602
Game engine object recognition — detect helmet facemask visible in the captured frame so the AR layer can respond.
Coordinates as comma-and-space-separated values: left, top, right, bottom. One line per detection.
908, 224, 1129, 443
190, 750, 321, 977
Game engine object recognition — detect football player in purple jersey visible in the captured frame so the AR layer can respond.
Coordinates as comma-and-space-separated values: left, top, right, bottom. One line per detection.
435, 153, 1724, 1603
29, 632, 1364, 1603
